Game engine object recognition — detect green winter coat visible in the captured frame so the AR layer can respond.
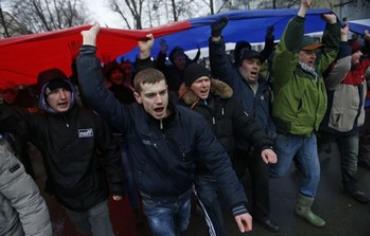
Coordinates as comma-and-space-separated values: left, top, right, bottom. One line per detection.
272, 16, 340, 136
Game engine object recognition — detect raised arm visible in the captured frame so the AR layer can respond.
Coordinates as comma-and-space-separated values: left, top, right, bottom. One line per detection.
77, 25, 130, 132
136, 34, 156, 72
317, 13, 340, 74
208, 17, 238, 87
324, 23, 352, 90
156, 38, 168, 71
272, 1, 310, 86
260, 25, 275, 63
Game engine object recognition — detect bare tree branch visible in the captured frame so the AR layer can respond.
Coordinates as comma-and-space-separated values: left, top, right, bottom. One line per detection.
110, 0, 132, 29
0, 4, 10, 37
6, 0, 86, 33
110, 0, 144, 29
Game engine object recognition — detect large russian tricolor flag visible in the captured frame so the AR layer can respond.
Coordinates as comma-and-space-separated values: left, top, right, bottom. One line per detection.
0, 8, 368, 89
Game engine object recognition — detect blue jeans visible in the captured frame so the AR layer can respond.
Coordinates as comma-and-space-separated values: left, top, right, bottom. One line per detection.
195, 175, 226, 236
141, 191, 191, 236
270, 133, 321, 197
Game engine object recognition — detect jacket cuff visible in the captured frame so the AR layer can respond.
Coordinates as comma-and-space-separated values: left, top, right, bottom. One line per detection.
110, 185, 125, 196
293, 15, 305, 23
209, 36, 225, 45
80, 45, 97, 54
260, 145, 274, 151
232, 203, 249, 216
338, 42, 351, 59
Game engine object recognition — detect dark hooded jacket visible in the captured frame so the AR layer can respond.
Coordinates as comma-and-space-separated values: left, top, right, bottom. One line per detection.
0, 78, 124, 211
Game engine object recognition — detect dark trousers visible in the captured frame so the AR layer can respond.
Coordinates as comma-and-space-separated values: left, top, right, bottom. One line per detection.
65, 200, 114, 236
319, 131, 359, 192
195, 175, 227, 236
359, 108, 370, 165
233, 148, 270, 220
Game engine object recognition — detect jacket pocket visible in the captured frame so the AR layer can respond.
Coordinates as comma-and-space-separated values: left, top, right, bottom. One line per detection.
329, 110, 357, 132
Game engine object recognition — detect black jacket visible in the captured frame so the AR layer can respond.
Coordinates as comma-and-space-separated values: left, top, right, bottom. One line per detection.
179, 79, 273, 158
0, 103, 124, 212
77, 45, 248, 214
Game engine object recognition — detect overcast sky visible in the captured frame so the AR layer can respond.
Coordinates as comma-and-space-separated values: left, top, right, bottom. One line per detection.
84, 0, 124, 28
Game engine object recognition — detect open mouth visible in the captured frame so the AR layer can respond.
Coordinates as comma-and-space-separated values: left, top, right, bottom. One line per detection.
154, 107, 164, 113
58, 102, 69, 107
250, 71, 258, 77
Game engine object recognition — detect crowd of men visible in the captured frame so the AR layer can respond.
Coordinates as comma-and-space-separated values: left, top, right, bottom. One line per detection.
1, 0, 370, 235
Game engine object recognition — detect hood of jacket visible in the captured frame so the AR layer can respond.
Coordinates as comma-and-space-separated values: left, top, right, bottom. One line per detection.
38, 79, 76, 113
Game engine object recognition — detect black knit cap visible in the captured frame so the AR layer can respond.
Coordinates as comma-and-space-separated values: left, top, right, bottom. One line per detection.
183, 63, 210, 87
37, 68, 71, 95
234, 40, 252, 64
238, 48, 262, 65
45, 79, 72, 95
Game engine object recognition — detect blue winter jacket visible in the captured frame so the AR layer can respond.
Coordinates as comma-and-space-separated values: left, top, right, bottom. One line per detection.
209, 38, 276, 143
76, 46, 248, 213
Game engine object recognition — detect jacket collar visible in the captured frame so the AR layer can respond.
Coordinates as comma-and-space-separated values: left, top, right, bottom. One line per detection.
178, 79, 233, 108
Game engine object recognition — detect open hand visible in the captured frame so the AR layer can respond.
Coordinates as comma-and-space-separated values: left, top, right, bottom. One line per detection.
301, 0, 312, 8
81, 24, 101, 46
138, 34, 154, 52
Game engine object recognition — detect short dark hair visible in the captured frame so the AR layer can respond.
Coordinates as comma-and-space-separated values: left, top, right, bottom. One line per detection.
133, 68, 166, 92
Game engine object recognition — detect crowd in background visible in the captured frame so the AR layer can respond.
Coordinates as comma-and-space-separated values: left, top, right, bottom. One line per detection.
1, 0, 370, 235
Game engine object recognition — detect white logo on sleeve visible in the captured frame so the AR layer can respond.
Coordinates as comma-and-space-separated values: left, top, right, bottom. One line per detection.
78, 128, 94, 138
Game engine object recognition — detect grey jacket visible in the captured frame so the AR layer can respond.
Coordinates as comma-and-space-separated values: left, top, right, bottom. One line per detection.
322, 42, 370, 133
0, 138, 52, 236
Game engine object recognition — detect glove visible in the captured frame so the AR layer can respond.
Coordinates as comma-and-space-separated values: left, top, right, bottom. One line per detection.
81, 24, 100, 46
159, 38, 168, 54
211, 17, 228, 37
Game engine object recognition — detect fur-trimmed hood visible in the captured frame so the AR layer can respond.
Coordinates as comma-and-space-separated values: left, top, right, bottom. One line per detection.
178, 79, 233, 108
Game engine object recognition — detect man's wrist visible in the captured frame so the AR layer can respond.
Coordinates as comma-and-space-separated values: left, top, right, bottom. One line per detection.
212, 36, 221, 42
232, 204, 249, 216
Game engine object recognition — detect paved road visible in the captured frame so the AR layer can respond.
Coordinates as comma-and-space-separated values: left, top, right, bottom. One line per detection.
185, 146, 370, 236
30, 143, 370, 236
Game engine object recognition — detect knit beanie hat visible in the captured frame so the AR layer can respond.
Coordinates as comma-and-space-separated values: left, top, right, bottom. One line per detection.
44, 79, 72, 96
183, 63, 210, 87
37, 68, 68, 91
